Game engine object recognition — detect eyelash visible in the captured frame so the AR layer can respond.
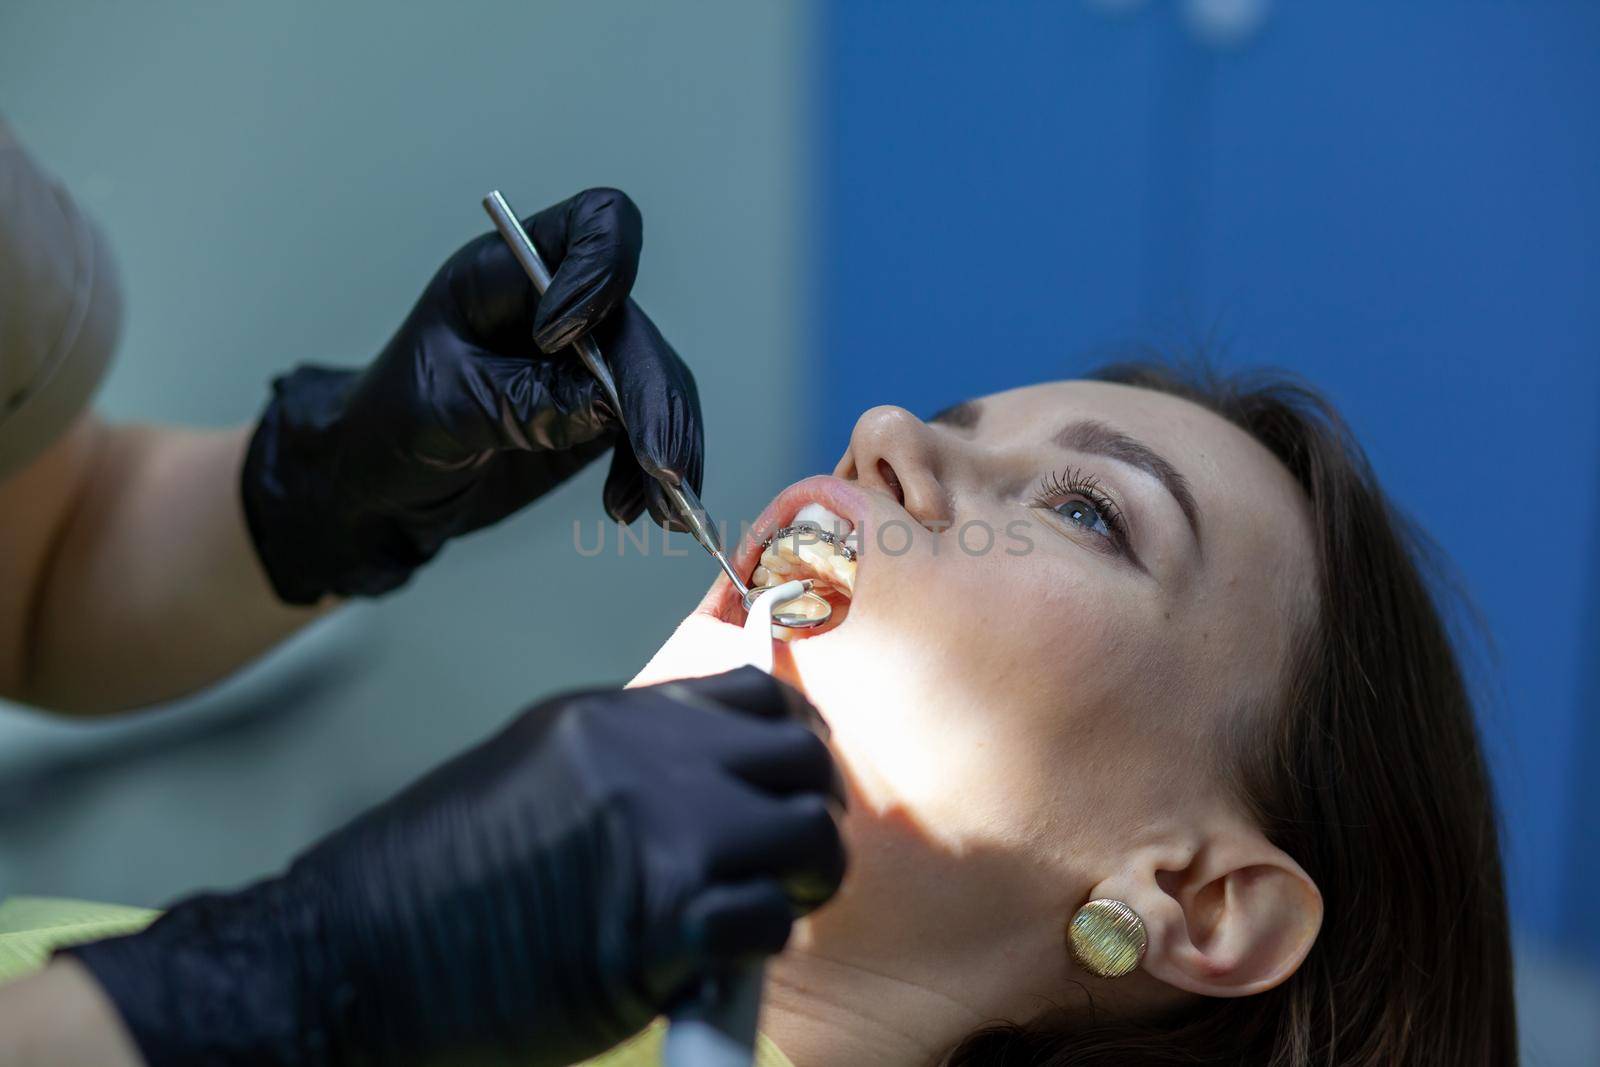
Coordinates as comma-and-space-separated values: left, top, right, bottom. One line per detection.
1031, 467, 1129, 552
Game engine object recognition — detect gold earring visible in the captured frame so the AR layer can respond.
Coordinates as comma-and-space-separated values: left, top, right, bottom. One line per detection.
1067, 898, 1148, 978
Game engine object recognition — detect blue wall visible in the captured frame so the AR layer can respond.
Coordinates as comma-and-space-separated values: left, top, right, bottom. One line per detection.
813, 1, 1600, 962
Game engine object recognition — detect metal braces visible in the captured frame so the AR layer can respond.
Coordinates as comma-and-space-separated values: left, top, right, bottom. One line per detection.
761, 522, 859, 562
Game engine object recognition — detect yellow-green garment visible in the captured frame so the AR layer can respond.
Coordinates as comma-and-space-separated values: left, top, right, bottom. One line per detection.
0, 898, 793, 1067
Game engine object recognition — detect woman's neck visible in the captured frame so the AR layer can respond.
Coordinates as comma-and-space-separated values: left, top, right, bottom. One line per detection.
760, 944, 986, 1067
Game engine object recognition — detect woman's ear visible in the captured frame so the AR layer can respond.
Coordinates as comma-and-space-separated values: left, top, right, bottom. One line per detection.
1099, 829, 1322, 997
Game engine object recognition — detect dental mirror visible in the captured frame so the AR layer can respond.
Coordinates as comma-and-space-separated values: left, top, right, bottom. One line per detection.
742, 581, 834, 630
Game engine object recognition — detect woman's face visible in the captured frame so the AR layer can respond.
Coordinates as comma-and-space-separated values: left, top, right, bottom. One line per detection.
634, 380, 1319, 1022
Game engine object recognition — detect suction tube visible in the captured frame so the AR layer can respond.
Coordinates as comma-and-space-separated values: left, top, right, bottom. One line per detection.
662, 580, 805, 1065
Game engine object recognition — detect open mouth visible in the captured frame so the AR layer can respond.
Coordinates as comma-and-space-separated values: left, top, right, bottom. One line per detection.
712, 475, 870, 639
753, 509, 858, 637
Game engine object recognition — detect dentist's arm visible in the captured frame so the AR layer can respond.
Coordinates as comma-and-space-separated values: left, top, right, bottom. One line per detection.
0, 189, 703, 715
0, 960, 143, 1067
0, 415, 311, 713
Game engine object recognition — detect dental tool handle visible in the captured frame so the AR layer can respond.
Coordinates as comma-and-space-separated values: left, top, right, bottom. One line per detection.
483, 191, 749, 594
662, 580, 806, 1067
663, 969, 763, 1067
487, 189, 768, 1065
482, 191, 624, 416
661, 480, 751, 596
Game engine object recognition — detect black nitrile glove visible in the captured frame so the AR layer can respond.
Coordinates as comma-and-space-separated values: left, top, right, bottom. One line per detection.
242, 188, 704, 604
67, 668, 844, 1067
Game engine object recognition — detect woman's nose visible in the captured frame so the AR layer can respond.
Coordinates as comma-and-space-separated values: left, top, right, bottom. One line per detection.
834, 405, 953, 528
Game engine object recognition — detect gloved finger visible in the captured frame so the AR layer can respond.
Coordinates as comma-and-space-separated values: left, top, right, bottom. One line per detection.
722, 725, 841, 808
601, 444, 648, 525
704, 791, 846, 911
668, 675, 838, 799
528, 187, 643, 354
442, 189, 640, 353
644, 682, 838, 805
680, 667, 833, 751
644, 479, 689, 532
602, 440, 695, 532
592, 304, 705, 505
657, 674, 842, 808
466, 350, 615, 453
639, 403, 704, 527
680, 880, 794, 965
671, 667, 802, 722
458, 441, 616, 534
445, 228, 545, 349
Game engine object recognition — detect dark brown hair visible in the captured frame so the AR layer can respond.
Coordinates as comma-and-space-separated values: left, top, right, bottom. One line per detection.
942, 361, 1516, 1065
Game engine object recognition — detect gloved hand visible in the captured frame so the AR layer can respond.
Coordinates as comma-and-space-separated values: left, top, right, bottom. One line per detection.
67, 668, 845, 1067
241, 188, 704, 604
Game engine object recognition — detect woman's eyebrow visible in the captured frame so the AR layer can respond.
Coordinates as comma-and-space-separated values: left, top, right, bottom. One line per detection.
929, 399, 984, 430
1053, 419, 1202, 546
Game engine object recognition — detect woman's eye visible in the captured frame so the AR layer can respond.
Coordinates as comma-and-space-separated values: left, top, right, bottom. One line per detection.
1031, 468, 1127, 555
1053, 497, 1113, 538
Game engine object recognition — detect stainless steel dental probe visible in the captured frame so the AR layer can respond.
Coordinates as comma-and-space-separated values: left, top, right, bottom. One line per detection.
482, 191, 831, 629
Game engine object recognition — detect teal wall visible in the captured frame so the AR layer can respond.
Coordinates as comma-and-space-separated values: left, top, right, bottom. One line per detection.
0, 0, 804, 900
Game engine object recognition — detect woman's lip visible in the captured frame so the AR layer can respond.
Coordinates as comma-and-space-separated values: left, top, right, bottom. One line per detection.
739, 475, 873, 575
696, 475, 874, 624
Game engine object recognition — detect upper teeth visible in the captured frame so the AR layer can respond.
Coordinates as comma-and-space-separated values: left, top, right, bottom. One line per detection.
751, 504, 858, 596
793, 503, 854, 538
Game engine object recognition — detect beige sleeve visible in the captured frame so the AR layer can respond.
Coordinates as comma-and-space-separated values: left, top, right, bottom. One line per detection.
0, 117, 122, 481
